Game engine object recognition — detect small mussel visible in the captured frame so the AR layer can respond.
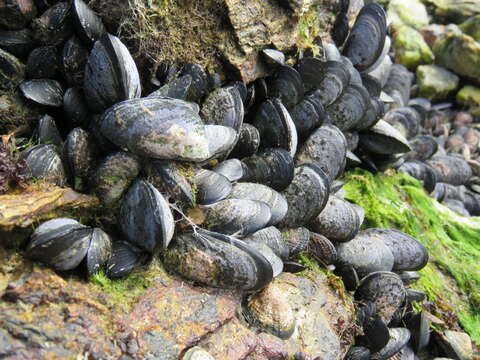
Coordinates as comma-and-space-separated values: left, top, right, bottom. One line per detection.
106, 239, 147, 279
0, 48, 25, 90
33, 114, 62, 147
63, 87, 90, 129
261, 48, 285, 67
212, 159, 248, 182
149, 75, 193, 101
119, 179, 175, 252
398, 160, 438, 193
20, 144, 66, 185
326, 84, 370, 131
427, 155, 473, 186
32, 2, 73, 46
62, 36, 88, 87
243, 226, 289, 261
26, 46, 59, 79
84, 228, 112, 278
163, 230, 273, 291
359, 120, 411, 155
281, 227, 310, 257
194, 169, 232, 205
179, 63, 208, 103
398, 271, 420, 286
0, 29, 34, 57
20, 79, 64, 107
72, 0, 106, 45
229, 123, 260, 159
371, 328, 411, 360
309, 232, 337, 266
200, 86, 244, 132
334, 264, 360, 291
290, 96, 327, 138
266, 65, 304, 110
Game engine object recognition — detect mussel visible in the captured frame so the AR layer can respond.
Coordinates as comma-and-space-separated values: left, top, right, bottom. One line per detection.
32, 2, 73, 46
0, 48, 25, 90
71, 0, 106, 45
20, 144, 66, 185
19, 79, 64, 107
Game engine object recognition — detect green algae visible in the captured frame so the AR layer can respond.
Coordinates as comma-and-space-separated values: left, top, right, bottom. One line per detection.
343, 169, 480, 343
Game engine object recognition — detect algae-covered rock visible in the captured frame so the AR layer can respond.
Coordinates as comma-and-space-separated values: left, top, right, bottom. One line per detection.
388, 0, 429, 30
459, 14, 480, 42
456, 85, 480, 116
393, 26, 434, 69
433, 30, 480, 84
416, 65, 459, 101
427, 0, 480, 23
420, 24, 447, 48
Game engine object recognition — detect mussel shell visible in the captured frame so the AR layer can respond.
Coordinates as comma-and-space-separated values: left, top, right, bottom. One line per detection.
163, 230, 273, 291
154, 62, 178, 85
20, 79, 64, 107
358, 317, 390, 352
344, 131, 359, 151
406, 289, 426, 303
0, 48, 25, 90
383, 64, 414, 107
334, 264, 360, 291
344, 347, 370, 360
228, 182, 288, 226
0, 0, 37, 30
243, 226, 289, 261
32, 2, 73, 46
63, 87, 90, 129
405, 135, 438, 161
84, 33, 141, 113
407, 312, 430, 353
247, 242, 283, 277
204, 124, 238, 161
20, 144, 66, 185
398, 271, 420, 286
85, 227, 112, 277
230, 81, 247, 102
62, 36, 88, 87
212, 159, 248, 182
332, 11, 349, 47
278, 164, 330, 228
371, 328, 411, 360
398, 160, 437, 193
201, 86, 244, 132
180, 63, 208, 103
33, 114, 62, 147
261, 48, 285, 67
252, 98, 298, 157
361, 74, 381, 98
356, 98, 383, 131
90, 151, 141, 206
326, 84, 370, 131
427, 155, 472, 186
336, 230, 394, 278
106, 240, 146, 279
367, 54, 392, 88
119, 179, 175, 252
149, 75, 193, 101
200, 199, 271, 236
194, 169, 232, 205
72, 0, 106, 45
354, 271, 406, 324
283, 261, 306, 273
281, 227, 310, 257
26, 46, 59, 79
242, 148, 294, 191
443, 199, 470, 216
63, 127, 97, 189
309, 232, 337, 265
0, 29, 34, 57
290, 96, 326, 138
267, 65, 304, 110
295, 124, 347, 183
341, 56, 363, 86
229, 123, 260, 159
359, 120, 411, 155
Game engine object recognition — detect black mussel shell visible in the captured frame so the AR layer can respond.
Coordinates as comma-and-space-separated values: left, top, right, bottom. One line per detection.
20, 144, 66, 185
427, 155, 472, 186
201, 86, 244, 132
63, 127, 97, 190
326, 84, 370, 131
163, 230, 273, 291
297, 57, 348, 95
296, 124, 347, 183
359, 120, 411, 155
84, 33, 141, 113
405, 135, 438, 162
309, 232, 337, 266
194, 169, 232, 205
283, 261, 306, 273
33, 114, 62, 147
332, 11, 349, 47
242, 148, 294, 191
0, 0, 37, 30
72, 0, 106, 45
207, 73, 221, 93
85, 227, 112, 277
341, 56, 363, 86
119, 179, 175, 252
398, 160, 437, 193
267, 65, 304, 109
20, 79, 64, 107
290, 96, 326, 138
383, 64, 414, 107
90, 151, 141, 206
0, 29, 34, 57
62, 36, 88, 87
63, 87, 90, 129
281, 227, 310, 257
371, 328, 411, 360
200, 199, 271, 236
361, 74, 381, 98
261, 48, 285, 67
212, 159, 248, 182
106, 240, 146, 279
228, 182, 288, 226
180, 63, 208, 103
26, 218, 91, 271
406, 289, 426, 303
32, 2, 73, 46
334, 264, 359, 291
357, 317, 390, 352
0, 48, 25, 90
252, 98, 298, 157
306, 61, 351, 107
155, 62, 178, 85
398, 271, 420, 286
344, 347, 370, 360
229, 81, 247, 103
243, 226, 289, 261
149, 75, 192, 100
246, 241, 283, 277
355, 97, 383, 131
229, 123, 260, 159
27, 46, 59, 79
406, 312, 430, 353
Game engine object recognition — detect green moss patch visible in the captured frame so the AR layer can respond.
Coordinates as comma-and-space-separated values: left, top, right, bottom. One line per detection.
343, 169, 480, 343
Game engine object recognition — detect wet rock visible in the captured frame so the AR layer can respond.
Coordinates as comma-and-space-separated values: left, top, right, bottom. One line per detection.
416, 65, 459, 101
420, 24, 447, 48
392, 26, 434, 69
456, 85, 480, 116
459, 14, 480, 42
388, 0, 429, 29
436, 330, 474, 360
429, 0, 480, 23
183, 347, 216, 360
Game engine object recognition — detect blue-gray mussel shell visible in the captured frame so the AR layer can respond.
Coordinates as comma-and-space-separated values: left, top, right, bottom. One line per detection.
72, 0, 106, 46
383, 64, 414, 107
201, 86, 244, 132
243, 226, 289, 261
344, 347, 370, 360
63, 87, 90, 129
20, 144, 66, 186
371, 328, 411, 360
405, 135, 438, 162
26, 46, 59, 79
26, 218, 91, 271
229, 123, 261, 159
33, 114, 63, 147
19, 79, 64, 107
359, 120, 412, 155
85, 227, 112, 277
398, 160, 438, 193
106, 240, 147, 279
326, 84, 370, 131
427, 155, 473, 186
194, 169, 232, 205
266, 65, 304, 110
84, 33, 141, 113
290, 96, 327, 139
163, 230, 273, 291
31, 2, 73, 46
119, 179, 175, 252
212, 159, 248, 182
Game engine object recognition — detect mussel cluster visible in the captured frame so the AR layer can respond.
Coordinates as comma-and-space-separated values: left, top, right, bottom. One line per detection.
1, 0, 445, 357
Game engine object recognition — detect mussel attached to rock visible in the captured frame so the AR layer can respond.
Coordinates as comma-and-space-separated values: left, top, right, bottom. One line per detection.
20, 144, 66, 185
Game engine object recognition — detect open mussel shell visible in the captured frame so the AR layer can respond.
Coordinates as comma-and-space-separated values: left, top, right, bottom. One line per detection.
243, 226, 289, 261
363, 228, 428, 271
354, 271, 406, 324
200, 199, 271, 236
201, 86, 244, 132
309, 196, 361, 242
0, 29, 34, 57
359, 120, 411, 155
0, 48, 25, 90
163, 230, 273, 291
252, 98, 298, 157
84, 33, 141, 113
334, 264, 360, 291
0, 0, 37, 30
344, 347, 370, 360
194, 169, 232, 205
63, 87, 90, 128
84, 228, 112, 277
278, 164, 330, 228
106, 240, 147, 279
62, 36, 88, 87
336, 230, 394, 278
228, 182, 288, 226
20, 144, 66, 185
326, 84, 370, 131
72, 0, 105, 45
180, 63, 208, 103
290, 96, 326, 138
281, 227, 310, 257
309, 232, 337, 266
26, 218, 91, 271
27, 46, 59, 79
398, 160, 437, 193
229, 123, 260, 159
371, 328, 411, 360
20, 79, 64, 107
296, 124, 347, 183
119, 179, 175, 252
149, 75, 193, 101
90, 151, 141, 207
427, 155, 472, 186
33, 114, 62, 147
32, 2, 73, 46
212, 159, 247, 182
267, 65, 304, 110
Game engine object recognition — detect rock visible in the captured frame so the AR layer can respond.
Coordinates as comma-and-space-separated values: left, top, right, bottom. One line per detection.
388, 0, 429, 29
420, 24, 447, 48
416, 65, 459, 101
459, 14, 480, 42
182, 346, 216, 360
433, 30, 480, 84
393, 26, 434, 69
429, 0, 480, 23
456, 85, 480, 116
436, 330, 474, 360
